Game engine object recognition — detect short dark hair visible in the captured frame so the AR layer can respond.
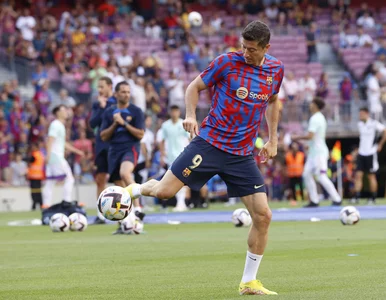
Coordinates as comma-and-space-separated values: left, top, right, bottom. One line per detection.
359, 107, 369, 113
52, 104, 66, 116
312, 97, 325, 110
241, 21, 271, 48
99, 76, 113, 86
115, 81, 129, 92
170, 105, 180, 110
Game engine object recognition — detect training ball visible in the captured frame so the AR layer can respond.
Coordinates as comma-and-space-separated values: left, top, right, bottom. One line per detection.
69, 213, 88, 231
232, 208, 252, 227
188, 11, 203, 27
121, 212, 144, 235
340, 206, 360, 225
49, 213, 70, 232
97, 186, 133, 221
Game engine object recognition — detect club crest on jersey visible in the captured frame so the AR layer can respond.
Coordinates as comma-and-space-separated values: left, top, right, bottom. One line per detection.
182, 168, 191, 178
236, 87, 249, 99
126, 116, 132, 122
266, 76, 273, 85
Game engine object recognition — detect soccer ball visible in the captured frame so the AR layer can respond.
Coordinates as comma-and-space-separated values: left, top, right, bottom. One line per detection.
133, 219, 144, 235
188, 11, 203, 27
232, 208, 252, 227
69, 213, 88, 231
49, 213, 70, 232
121, 213, 144, 235
97, 186, 133, 221
340, 206, 360, 225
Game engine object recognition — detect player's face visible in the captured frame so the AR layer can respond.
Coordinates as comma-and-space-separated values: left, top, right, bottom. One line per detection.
241, 38, 270, 66
98, 80, 112, 97
359, 110, 368, 121
116, 85, 131, 104
309, 102, 317, 114
170, 108, 180, 120
57, 106, 68, 120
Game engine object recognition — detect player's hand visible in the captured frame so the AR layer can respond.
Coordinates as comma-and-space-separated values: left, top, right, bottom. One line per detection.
113, 113, 125, 126
98, 95, 108, 108
291, 134, 299, 141
377, 144, 383, 153
78, 151, 85, 158
259, 140, 278, 163
183, 117, 199, 139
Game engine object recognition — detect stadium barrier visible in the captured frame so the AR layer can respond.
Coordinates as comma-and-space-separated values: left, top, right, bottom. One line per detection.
0, 183, 97, 212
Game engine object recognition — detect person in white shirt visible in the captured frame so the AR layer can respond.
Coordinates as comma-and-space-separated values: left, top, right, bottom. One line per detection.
299, 73, 317, 103
292, 98, 342, 207
352, 107, 386, 204
282, 72, 298, 101
134, 115, 155, 185
357, 27, 373, 48
356, 12, 375, 29
366, 71, 383, 121
165, 71, 185, 112
159, 106, 190, 211
145, 19, 162, 39
210, 13, 222, 32
131, 77, 146, 112
42, 105, 84, 207
16, 9, 36, 41
117, 48, 133, 71
10, 153, 28, 186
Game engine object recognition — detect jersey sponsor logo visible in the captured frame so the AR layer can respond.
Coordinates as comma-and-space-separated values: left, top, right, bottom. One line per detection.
182, 168, 191, 177
249, 92, 269, 101
266, 76, 273, 85
236, 87, 249, 99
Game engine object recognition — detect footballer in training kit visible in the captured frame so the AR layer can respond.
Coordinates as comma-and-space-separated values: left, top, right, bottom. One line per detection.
89, 76, 117, 223
100, 81, 146, 227
126, 21, 284, 295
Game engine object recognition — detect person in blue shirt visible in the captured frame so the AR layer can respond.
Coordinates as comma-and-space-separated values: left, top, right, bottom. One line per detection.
100, 81, 145, 227
89, 76, 116, 223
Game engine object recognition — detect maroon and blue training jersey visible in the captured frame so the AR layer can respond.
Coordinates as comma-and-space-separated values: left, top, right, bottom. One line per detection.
199, 51, 284, 156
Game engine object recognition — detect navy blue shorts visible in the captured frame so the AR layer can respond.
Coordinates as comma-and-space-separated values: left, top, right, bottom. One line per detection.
108, 146, 139, 183
95, 149, 109, 174
171, 137, 265, 197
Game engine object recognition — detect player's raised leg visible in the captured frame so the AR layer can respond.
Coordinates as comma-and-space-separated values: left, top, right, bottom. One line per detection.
127, 170, 185, 200
239, 192, 277, 295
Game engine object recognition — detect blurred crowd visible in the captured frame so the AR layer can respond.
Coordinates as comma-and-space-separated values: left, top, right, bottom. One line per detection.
0, 0, 384, 206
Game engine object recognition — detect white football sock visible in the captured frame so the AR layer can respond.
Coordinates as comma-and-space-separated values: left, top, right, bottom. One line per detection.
241, 251, 263, 283
304, 175, 319, 204
317, 174, 341, 202
175, 187, 187, 208
134, 206, 142, 213
131, 184, 142, 198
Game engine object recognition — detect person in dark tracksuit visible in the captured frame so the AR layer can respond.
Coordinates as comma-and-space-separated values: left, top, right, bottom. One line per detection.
89, 76, 116, 223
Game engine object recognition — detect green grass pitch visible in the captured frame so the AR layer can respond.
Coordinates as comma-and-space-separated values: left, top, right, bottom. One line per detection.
1, 210, 386, 299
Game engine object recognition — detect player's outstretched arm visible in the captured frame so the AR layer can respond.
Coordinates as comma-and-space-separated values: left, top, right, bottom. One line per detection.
183, 76, 207, 138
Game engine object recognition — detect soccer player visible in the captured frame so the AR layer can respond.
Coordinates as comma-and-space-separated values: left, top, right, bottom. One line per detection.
100, 81, 145, 226
89, 76, 116, 223
292, 97, 342, 207
126, 21, 283, 295
159, 105, 190, 211
351, 107, 386, 204
43, 105, 85, 207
